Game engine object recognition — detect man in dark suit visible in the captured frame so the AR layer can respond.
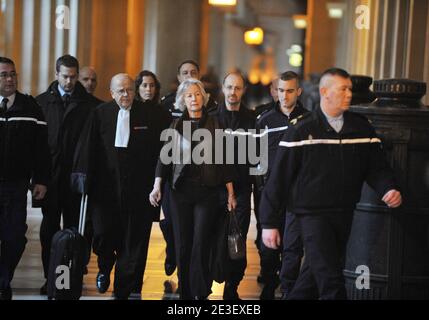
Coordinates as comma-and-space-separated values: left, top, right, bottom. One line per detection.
36, 55, 100, 294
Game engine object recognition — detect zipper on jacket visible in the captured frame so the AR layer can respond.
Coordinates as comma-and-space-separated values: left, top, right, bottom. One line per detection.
2, 116, 9, 179
339, 135, 344, 205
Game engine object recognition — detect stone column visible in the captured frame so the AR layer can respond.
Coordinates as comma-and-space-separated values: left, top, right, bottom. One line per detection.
143, 0, 202, 96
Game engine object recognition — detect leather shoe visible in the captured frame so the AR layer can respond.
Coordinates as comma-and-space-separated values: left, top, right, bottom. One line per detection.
0, 286, 12, 300
260, 283, 277, 300
223, 282, 240, 300
164, 261, 176, 276
96, 272, 110, 294
40, 281, 48, 295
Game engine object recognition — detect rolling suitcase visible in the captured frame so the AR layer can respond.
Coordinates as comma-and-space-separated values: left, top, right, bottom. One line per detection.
47, 194, 90, 300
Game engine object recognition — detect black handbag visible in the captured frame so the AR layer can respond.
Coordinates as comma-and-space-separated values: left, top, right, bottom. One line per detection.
227, 209, 246, 260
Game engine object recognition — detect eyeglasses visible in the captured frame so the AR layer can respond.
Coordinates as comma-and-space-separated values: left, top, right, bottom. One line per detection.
0, 72, 18, 79
114, 88, 134, 96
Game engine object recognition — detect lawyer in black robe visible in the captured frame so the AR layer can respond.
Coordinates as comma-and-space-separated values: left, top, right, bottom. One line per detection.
73, 74, 165, 299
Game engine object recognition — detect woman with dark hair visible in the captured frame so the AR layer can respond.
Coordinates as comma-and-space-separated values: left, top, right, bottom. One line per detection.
133, 71, 173, 296
150, 79, 237, 300
135, 70, 161, 103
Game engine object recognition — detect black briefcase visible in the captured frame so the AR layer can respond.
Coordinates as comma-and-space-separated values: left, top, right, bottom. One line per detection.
47, 194, 90, 300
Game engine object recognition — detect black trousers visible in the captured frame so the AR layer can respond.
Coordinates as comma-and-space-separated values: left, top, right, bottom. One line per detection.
0, 180, 28, 290
92, 200, 153, 299
220, 183, 252, 286
40, 180, 82, 278
160, 182, 176, 267
288, 211, 354, 300
169, 182, 218, 299
280, 211, 303, 295
258, 216, 285, 286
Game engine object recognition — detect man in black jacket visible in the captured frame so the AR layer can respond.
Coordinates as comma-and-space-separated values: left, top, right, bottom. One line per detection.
216, 72, 256, 300
0, 57, 50, 300
73, 73, 165, 299
254, 78, 279, 117
36, 55, 100, 294
256, 71, 309, 299
260, 68, 402, 300
161, 60, 218, 119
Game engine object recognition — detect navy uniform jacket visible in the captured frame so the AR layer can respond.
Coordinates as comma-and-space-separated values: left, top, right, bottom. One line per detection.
260, 107, 398, 229
254, 99, 276, 118
256, 101, 309, 177
0, 91, 50, 185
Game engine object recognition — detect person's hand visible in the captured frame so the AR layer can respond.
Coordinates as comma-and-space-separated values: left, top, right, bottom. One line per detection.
262, 228, 281, 249
227, 193, 237, 211
32, 184, 47, 200
149, 187, 162, 207
382, 189, 402, 208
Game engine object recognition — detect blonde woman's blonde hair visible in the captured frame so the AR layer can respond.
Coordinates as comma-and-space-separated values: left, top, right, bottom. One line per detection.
175, 78, 209, 112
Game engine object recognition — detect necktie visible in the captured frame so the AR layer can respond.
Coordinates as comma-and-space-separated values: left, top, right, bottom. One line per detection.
63, 94, 71, 109
1, 97, 9, 114
115, 108, 131, 148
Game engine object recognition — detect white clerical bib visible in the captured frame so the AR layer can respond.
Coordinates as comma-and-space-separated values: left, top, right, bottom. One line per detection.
114, 108, 130, 148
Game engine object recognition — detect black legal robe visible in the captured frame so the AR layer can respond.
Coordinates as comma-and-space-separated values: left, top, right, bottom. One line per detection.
73, 99, 165, 297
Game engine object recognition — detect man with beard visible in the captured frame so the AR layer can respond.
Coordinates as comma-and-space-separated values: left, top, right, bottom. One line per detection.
216, 72, 256, 300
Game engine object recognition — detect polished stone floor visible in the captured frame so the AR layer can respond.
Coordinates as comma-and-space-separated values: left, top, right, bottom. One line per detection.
9, 194, 276, 300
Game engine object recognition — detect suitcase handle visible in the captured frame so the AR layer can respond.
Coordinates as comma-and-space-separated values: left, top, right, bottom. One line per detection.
78, 194, 88, 236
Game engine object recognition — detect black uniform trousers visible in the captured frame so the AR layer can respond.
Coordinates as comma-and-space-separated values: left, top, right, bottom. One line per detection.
220, 183, 252, 286
280, 211, 303, 295
0, 180, 28, 290
258, 216, 284, 286
40, 178, 83, 278
169, 181, 218, 299
288, 211, 354, 300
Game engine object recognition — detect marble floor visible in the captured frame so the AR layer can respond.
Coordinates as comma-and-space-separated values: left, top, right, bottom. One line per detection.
9, 194, 276, 300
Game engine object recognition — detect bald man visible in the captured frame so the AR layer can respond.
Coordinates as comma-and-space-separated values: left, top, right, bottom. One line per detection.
73, 73, 165, 299
216, 72, 256, 300
79, 66, 104, 105
259, 68, 401, 300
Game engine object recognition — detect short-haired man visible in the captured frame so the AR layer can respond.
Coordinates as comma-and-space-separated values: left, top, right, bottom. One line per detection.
216, 72, 256, 300
254, 78, 279, 117
0, 57, 50, 300
36, 54, 100, 294
255, 71, 309, 299
161, 60, 218, 119
79, 66, 104, 105
260, 68, 402, 299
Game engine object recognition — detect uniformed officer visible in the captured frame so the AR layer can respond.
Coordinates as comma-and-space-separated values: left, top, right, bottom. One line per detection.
256, 71, 309, 299
260, 68, 402, 300
161, 60, 218, 119
254, 78, 279, 117
0, 57, 50, 300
